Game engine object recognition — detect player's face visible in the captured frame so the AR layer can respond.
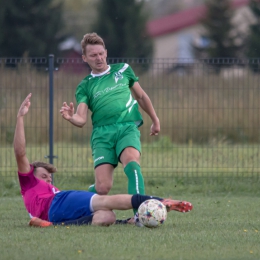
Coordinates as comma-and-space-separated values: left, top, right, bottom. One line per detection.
82, 44, 108, 74
34, 167, 52, 183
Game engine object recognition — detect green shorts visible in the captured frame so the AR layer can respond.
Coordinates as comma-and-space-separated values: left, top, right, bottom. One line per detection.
91, 122, 141, 168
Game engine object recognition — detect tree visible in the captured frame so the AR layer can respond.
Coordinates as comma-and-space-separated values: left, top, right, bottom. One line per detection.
246, 0, 260, 71
0, 0, 64, 57
194, 0, 241, 59
91, 0, 153, 59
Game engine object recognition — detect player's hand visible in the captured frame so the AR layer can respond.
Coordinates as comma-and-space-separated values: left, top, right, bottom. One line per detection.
150, 118, 160, 136
17, 93, 32, 117
60, 102, 74, 120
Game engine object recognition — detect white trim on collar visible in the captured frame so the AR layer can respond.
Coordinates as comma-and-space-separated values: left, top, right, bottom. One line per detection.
91, 65, 111, 77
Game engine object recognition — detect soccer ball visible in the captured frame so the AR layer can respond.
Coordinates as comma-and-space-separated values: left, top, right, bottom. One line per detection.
138, 199, 167, 228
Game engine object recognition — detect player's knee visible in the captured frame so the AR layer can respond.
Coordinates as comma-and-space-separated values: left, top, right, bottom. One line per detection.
96, 184, 112, 195
92, 210, 116, 226
121, 152, 140, 167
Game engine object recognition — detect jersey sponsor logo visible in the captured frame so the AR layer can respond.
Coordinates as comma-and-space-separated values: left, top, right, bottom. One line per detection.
94, 156, 104, 163
114, 63, 129, 83
52, 187, 60, 194
114, 72, 123, 83
93, 91, 103, 99
93, 83, 126, 99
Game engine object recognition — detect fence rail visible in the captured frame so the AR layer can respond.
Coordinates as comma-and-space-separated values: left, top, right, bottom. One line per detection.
1, 56, 260, 182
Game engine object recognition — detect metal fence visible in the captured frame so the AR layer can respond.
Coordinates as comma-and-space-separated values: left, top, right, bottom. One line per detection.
1, 56, 260, 183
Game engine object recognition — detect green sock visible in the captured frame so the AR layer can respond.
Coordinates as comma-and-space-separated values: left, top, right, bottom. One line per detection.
124, 161, 145, 214
88, 184, 97, 193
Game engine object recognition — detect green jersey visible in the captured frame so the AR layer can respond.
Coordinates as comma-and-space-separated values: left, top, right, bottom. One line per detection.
75, 63, 143, 128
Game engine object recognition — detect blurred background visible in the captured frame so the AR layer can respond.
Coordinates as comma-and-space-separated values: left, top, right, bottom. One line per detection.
1, 0, 260, 192
1, 0, 259, 60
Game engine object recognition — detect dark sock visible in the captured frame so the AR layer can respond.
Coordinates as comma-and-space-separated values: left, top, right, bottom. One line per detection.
131, 194, 163, 210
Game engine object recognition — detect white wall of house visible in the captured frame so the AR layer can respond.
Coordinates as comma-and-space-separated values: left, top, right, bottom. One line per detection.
152, 25, 201, 59
151, 5, 255, 60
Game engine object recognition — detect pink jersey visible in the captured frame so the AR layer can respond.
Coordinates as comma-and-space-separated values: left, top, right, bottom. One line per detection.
18, 165, 60, 220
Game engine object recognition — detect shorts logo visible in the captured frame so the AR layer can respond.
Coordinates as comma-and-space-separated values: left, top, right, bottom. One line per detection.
114, 72, 123, 83
94, 156, 104, 163
52, 188, 60, 194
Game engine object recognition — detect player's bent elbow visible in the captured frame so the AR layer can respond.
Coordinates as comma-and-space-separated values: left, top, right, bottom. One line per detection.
69, 118, 86, 128
78, 121, 87, 128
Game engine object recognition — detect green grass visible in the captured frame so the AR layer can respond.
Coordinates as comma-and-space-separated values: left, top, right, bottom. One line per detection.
0, 193, 259, 260
1, 142, 260, 259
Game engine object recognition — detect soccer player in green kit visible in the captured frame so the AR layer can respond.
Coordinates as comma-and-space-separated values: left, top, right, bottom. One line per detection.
60, 32, 160, 224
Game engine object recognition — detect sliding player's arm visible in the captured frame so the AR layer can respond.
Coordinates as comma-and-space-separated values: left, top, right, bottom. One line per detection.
14, 93, 32, 173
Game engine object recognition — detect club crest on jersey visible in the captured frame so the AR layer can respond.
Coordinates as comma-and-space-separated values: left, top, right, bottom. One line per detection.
114, 72, 123, 83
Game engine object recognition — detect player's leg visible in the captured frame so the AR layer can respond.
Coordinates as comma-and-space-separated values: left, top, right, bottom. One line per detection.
117, 124, 145, 201
88, 126, 118, 194
91, 210, 116, 226
120, 147, 145, 195
120, 151, 144, 223
90, 164, 114, 195
92, 194, 193, 213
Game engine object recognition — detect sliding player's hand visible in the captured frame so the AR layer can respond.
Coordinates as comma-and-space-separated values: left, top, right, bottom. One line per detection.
17, 93, 32, 117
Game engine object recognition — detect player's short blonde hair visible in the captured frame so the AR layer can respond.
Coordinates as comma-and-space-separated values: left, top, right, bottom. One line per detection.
31, 161, 57, 174
81, 32, 106, 55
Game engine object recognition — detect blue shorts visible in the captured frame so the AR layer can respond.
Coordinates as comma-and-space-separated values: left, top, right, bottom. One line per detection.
48, 190, 96, 222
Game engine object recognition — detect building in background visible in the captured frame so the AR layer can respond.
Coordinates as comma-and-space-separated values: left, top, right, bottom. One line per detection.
147, 0, 254, 60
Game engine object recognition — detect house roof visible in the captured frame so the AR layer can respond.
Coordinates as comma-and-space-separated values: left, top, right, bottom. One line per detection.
147, 0, 250, 37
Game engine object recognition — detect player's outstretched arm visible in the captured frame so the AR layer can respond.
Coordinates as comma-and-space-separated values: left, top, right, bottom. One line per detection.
130, 82, 160, 136
60, 102, 88, 128
13, 93, 32, 173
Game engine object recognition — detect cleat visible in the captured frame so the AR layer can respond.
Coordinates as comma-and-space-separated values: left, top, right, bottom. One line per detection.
29, 217, 53, 227
115, 214, 144, 227
115, 218, 132, 225
134, 212, 144, 228
161, 199, 193, 213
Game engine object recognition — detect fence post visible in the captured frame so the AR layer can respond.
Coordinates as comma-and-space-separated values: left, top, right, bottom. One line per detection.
48, 54, 55, 184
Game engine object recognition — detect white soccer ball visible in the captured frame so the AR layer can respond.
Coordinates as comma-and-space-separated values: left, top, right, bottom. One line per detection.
138, 199, 167, 228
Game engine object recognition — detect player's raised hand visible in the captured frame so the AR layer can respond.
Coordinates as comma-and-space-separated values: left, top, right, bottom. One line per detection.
60, 102, 74, 120
17, 93, 32, 117
150, 118, 160, 136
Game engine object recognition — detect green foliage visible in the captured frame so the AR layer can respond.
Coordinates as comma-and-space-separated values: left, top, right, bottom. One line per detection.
246, 0, 260, 71
0, 0, 64, 57
195, 0, 242, 60
92, 0, 153, 59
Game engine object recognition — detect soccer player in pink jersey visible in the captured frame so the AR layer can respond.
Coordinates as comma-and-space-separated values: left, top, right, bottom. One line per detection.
15, 94, 193, 227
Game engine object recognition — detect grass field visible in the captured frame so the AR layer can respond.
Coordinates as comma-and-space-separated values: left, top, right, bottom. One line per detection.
1, 141, 260, 259
0, 191, 259, 260
1, 144, 260, 260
